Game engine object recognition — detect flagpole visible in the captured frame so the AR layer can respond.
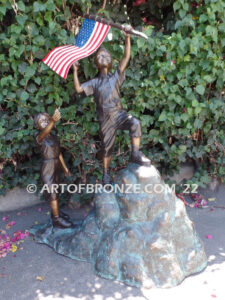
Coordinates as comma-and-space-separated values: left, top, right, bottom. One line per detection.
83, 14, 148, 40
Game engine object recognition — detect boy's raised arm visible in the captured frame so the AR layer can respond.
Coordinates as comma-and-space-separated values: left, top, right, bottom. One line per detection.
73, 62, 84, 94
119, 25, 132, 73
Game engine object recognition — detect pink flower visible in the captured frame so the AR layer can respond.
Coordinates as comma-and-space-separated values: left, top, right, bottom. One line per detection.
9, 221, 16, 226
171, 60, 176, 65
3, 242, 10, 250
19, 233, 25, 239
10, 237, 17, 242
2, 216, 8, 222
206, 235, 212, 239
202, 200, 207, 206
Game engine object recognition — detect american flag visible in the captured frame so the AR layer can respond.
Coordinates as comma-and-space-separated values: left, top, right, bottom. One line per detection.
42, 18, 110, 79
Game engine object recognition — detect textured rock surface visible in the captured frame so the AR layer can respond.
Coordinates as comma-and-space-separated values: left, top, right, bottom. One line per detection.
30, 163, 207, 288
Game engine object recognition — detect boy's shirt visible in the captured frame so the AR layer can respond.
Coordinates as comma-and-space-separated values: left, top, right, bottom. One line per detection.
81, 66, 125, 122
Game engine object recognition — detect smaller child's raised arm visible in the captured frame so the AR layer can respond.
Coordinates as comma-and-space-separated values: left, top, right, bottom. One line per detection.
73, 61, 84, 94
37, 109, 61, 143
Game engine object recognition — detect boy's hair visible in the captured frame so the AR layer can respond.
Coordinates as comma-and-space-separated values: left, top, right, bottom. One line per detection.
33, 113, 50, 129
94, 47, 112, 69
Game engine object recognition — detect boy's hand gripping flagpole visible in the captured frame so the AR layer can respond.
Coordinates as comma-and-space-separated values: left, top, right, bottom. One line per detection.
84, 14, 148, 40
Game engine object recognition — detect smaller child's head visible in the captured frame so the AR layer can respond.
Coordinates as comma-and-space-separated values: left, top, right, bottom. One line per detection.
94, 47, 112, 71
34, 113, 50, 130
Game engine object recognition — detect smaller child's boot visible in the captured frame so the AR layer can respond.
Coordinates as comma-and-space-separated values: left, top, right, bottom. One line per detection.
51, 211, 70, 220
52, 216, 74, 229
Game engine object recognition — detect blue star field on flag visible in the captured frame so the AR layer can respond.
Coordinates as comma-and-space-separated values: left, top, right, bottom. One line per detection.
75, 18, 96, 47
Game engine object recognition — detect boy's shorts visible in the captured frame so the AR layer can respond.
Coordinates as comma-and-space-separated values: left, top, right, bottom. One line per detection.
99, 110, 142, 157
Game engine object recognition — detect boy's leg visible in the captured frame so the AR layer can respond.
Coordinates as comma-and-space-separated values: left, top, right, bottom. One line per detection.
131, 137, 140, 152
102, 155, 112, 185
99, 116, 117, 185
116, 111, 151, 166
103, 155, 112, 173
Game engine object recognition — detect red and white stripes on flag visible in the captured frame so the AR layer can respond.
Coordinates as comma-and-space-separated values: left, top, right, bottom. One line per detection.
42, 22, 110, 79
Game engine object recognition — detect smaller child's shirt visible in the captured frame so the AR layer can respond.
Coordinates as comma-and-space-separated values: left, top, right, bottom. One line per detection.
36, 134, 60, 160
81, 66, 125, 122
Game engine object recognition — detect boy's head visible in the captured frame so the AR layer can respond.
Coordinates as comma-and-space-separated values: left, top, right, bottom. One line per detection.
34, 113, 50, 130
94, 47, 112, 70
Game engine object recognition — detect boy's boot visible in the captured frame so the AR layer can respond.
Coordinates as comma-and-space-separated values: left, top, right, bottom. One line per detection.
131, 137, 151, 167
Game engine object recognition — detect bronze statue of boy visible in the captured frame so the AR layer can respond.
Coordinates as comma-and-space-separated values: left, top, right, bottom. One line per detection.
34, 109, 73, 228
73, 26, 151, 185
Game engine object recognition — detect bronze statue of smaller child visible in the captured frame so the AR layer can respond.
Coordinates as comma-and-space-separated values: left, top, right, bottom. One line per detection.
34, 108, 73, 228
73, 25, 151, 185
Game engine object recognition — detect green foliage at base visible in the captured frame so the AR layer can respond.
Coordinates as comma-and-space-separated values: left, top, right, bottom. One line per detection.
0, 0, 224, 201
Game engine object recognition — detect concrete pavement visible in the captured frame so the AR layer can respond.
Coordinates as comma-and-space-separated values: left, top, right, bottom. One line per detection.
0, 184, 224, 300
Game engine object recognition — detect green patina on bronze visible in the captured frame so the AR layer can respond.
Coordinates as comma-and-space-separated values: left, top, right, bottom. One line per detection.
30, 163, 207, 288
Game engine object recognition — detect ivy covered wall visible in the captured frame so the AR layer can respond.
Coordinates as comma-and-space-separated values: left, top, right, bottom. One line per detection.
0, 0, 224, 200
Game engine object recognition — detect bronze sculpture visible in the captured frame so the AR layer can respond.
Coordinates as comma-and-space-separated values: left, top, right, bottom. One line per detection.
34, 109, 73, 228
30, 20, 207, 289
73, 26, 151, 185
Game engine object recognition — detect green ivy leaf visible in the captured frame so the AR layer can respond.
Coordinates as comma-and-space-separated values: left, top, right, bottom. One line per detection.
0, 5, 6, 15
196, 85, 205, 95
33, 2, 46, 12
16, 15, 28, 27
0, 127, 5, 135
20, 91, 29, 102
17, 1, 26, 12
25, 66, 36, 78
158, 111, 167, 122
